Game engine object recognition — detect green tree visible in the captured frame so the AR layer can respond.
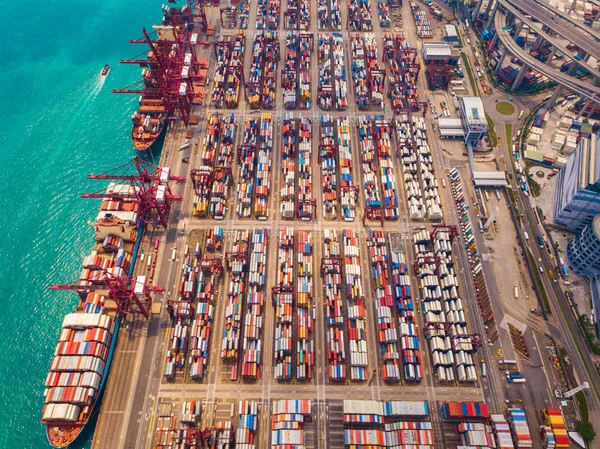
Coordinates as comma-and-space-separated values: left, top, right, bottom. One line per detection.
576, 420, 596, 442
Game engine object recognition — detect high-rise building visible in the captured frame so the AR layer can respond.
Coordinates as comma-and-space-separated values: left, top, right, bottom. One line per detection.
567, 214, 600, 278
553, 133, 600, 231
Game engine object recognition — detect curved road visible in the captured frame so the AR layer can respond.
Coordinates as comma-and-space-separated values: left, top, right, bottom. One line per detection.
494, 11, 600, 102
504, 0, 600, 61
497, 0, 600, 81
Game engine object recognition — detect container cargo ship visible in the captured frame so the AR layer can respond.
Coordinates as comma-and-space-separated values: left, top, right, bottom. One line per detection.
131, 95, 166, 152
41, 183, 142, 448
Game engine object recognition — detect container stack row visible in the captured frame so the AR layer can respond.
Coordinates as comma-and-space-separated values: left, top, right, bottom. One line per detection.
322, 229, 348, 381
351, 35, 369, 110
343, 400, 433, 448
236, 117, 259, 218
394, 114, 425, 220
507, 408, 533, 448
247, 31, 279, 110
411, 6, 433, 38
282, 32, 313, 110
343, 229, 369, 381
366, 230, 400, 382
378, 0, 391, 27
410, 116, 443, 220
540, 408, 569, 448
383, 33, 419, 111
317, 33, 348, 111
256, 0, 281, 30
236, 401, 260, 449
490, 414, 516, 449
319, 115, 338, 220
285, 0, 310, 30
413, 230, 470, 383
296, 231, 315, 381
222, 230, 250, 377
152, 402, 203, 448
164, 242, 200, 379
337, 117, 358, 221
212, 31, 246, 109
241, 228, 268, 381
297, 118, 314, 220
271, 400, 312, 449
274, 228, 295, 381
317, 0, 342, 30
280, 114, 297, 220
192, 114, 235, 219
456, 422, 497, 448
253, 113, 274, 220
364, 34, 385, 109
373, 116, 399, 220
390, 248, 423, 381
441, 402, 490, 420
190, 229, 223, 380
357, 116, 382, 221
211, 114, 236, 219
348, 0, 373, 31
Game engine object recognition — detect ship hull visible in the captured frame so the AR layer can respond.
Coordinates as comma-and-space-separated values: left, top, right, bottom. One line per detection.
46, 424, 83, 448
132, 122, 166, 152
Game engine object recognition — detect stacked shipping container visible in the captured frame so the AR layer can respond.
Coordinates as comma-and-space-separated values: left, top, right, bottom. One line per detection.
317, 0, 342, 30
271, 400, 311, 449
366, 231, 401, 381
283, 33, 313, 110
337, 116, 357, 221
247, 31, 279, 109
256, 0, 281, 30
236, 117, 259, 218
241, 228, 268, 381
322, 229, 348, 381
253, 113, 274, 220
343, 229, 369, 381
222, 230, 250, 380
317, 33, 348, 110
212, 31, 246, 108
296, 231, 315, 380
348, 0, 374, 30
274, 228, 295, 381
319, 115, 338, 219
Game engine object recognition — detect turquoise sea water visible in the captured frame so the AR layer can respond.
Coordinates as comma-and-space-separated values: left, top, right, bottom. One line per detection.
0, 1, 160, 446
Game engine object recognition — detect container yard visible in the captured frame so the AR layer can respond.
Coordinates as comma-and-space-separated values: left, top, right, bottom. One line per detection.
88, 3, 584, 449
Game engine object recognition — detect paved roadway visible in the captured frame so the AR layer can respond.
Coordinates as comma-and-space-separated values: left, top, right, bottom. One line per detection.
499, 107, 600, 433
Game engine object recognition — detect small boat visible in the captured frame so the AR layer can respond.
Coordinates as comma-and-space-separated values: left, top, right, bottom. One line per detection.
101, 64, 110, 76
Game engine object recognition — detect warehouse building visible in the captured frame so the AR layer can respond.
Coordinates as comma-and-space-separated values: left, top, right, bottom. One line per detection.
458, 96, 487, 147
438, 118, 465, 139
444, 25, 459, 45
421, 43, 459, 63
554, 134, 600, 231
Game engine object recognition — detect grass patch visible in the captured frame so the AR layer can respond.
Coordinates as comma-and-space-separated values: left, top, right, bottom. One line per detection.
505, 124, 512, 150
576, 391, 590, 422
461, 52, 480, 96
496, 101, 516, 115
527, 173, 541, 197
485, 112, 498, 148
